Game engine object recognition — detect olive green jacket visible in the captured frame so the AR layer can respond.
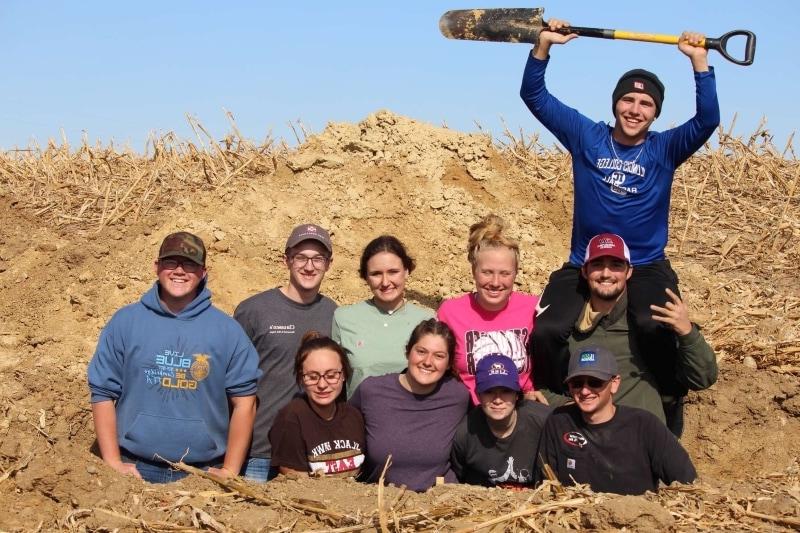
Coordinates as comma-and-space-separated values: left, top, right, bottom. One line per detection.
539, 292, 718, 424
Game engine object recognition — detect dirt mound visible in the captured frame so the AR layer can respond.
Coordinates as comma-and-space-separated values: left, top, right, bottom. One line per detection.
0, 111, 798, 531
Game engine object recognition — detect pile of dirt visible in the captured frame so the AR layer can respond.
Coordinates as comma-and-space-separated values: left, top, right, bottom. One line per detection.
0, 110, 798, 531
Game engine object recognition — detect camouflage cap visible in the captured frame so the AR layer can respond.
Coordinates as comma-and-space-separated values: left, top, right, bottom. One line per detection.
158, 232, 206, 265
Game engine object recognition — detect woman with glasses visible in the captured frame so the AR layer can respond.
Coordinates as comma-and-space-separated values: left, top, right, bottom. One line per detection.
350, 319, 470, 492
332, 235, 433, 397
437, 215, 544, 405
268, 331, 365, 477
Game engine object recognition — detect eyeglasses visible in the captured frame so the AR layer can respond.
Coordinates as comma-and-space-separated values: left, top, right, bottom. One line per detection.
566, 376, 609, 390
290, 254, 329, 269
301, 369, 343, 385
159, 258, 203, 273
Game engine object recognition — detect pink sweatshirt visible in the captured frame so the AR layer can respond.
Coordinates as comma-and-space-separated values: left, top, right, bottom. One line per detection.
437, 292, 538, 404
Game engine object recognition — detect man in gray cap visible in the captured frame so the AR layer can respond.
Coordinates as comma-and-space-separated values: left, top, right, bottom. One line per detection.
234, 224, 337, 482
538, 345, 696, 495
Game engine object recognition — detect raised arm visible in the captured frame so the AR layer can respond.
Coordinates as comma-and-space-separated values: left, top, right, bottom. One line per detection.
520, 18, 596, 155
661, 31, 720, 165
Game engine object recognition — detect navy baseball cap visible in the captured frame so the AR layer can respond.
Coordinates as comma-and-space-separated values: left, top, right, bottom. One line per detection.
475, 353, 521, 393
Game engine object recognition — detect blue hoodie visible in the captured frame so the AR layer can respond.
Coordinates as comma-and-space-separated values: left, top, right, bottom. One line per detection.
88, 280, 260, 463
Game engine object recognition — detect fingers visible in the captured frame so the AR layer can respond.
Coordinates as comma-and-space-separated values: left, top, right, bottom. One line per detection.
116, 462, 142, 479
525, 390, 550, 405
208, 466, 235, 479
664, 287, 682, 304
680, 31, 705, 46
546, 18, 571, 31
543, 18, 577, 42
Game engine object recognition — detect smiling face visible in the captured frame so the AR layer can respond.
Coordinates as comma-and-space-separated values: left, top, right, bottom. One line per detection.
613, 92, 657, 145
472, 246, 517, 312
365, 251, 408, 311
154, 256, 206, 312
405, 333, 450, 394
478, 387, 517, 423
567, 375, 620, 422
582, 256, 632, 303
301, 348, 345, 409
284, 240, 331, 300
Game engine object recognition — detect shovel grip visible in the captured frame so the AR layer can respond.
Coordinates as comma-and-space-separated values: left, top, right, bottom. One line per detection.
557, 26, 756, 66
704, 30, 756, 66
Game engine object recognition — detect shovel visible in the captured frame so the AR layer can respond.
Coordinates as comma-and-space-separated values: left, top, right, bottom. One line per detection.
439, 8, 756, 66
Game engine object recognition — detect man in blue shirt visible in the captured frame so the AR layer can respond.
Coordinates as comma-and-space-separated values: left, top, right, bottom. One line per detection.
521, 19, 720, 435
88, 232, 260, 482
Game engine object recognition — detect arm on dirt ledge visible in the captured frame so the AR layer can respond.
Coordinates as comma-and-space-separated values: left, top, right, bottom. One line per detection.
209, 394, 256, 478
91, 400, 142, 479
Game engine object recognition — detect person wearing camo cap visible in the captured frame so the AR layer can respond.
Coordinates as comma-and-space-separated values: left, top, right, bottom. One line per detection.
87, 231, 260, 483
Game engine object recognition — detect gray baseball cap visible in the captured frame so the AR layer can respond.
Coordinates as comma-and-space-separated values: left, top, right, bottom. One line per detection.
564, 346, 619, 383
285, 223, 332, 254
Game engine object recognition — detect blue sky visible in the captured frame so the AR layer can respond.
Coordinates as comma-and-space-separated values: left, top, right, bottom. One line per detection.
1, 1, 797, 152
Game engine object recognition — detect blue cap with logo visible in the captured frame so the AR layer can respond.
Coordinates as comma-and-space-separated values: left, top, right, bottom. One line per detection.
564, 346, 619, 383
475, 353, 521, 393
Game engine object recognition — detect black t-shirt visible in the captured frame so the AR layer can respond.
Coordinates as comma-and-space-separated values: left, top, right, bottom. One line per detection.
269, 397, 365, 477
451, 400, 552, 488
539, 404, 696, 494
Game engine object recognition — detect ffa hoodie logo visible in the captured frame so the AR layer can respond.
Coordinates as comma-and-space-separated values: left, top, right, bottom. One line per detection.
190, 354, 210, 381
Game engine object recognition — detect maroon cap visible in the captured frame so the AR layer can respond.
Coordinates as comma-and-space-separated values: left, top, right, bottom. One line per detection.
583, 233, 630, 265
285, 224, 332, 254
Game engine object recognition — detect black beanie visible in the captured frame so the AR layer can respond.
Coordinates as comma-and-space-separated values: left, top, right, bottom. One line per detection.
612, 69, 665, 117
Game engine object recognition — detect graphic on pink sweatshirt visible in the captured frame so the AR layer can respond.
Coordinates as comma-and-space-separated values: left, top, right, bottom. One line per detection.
438, 292, 538, 404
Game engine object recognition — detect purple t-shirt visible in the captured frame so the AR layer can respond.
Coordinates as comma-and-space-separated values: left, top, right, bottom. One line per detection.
349, 372, 470, 492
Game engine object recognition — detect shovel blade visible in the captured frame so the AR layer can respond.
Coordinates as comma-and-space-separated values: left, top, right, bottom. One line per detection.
439, 8, 545, 44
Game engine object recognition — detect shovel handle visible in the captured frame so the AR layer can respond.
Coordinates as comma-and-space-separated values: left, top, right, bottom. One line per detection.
556, 27, 757, 66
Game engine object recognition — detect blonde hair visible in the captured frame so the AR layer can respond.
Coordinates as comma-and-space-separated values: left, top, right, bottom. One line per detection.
467, 214, 520, 268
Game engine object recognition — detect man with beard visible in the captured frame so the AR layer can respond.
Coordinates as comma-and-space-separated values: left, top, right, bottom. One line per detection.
536, 233, 717, 428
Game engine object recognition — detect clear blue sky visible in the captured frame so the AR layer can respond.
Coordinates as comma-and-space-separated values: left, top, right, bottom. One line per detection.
1, 1, 797, 152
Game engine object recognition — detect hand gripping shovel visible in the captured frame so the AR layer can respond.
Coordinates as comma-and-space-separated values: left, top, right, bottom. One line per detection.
439, 8, 756, 66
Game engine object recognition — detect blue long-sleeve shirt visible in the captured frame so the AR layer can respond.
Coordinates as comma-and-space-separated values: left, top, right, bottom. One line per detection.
520, 54, 720, 265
